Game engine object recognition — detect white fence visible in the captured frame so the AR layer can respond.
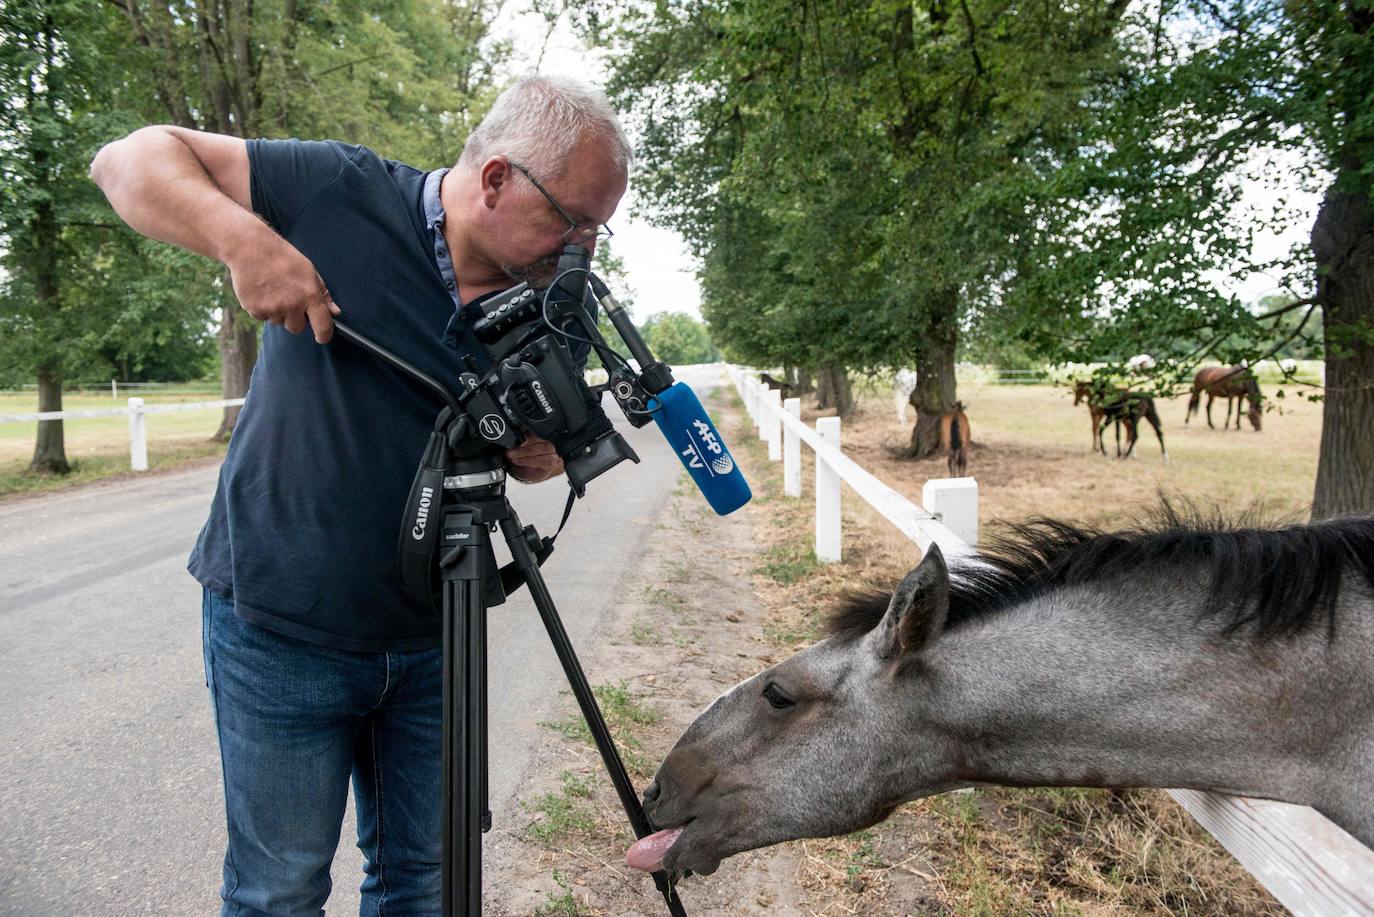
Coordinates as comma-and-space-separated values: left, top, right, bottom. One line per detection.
728, 367, 1374, 917
0, 397, 245, 471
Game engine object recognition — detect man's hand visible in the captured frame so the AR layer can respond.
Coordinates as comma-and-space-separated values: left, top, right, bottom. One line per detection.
226, 228, 340, 343
505, 434, 564, 483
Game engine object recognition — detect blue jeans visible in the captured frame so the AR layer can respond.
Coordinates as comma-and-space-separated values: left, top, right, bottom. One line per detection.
202, 587, 443, 916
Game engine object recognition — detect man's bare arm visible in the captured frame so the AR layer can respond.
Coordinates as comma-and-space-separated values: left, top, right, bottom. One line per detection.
90, 126, 338, 342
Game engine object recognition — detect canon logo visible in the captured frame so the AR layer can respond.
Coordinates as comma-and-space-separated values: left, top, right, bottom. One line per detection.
531, 380, 554, 416
411, 486, 434, 540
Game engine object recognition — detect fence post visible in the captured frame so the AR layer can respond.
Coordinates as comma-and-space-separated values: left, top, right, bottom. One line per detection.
815, 416, 842, 562
783, 397, 801, 497
922, 477, 979, 545
756, 382, 768, 442
111, 379, 118, 400
128, 397, 148, 471
744, 377, 757, 422
766, 389, 782, 461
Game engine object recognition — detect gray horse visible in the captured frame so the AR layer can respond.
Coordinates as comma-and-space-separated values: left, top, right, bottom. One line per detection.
627, 510, 1374, 877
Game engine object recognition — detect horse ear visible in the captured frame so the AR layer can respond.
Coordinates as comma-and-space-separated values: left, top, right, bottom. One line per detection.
872, 545, 950, 659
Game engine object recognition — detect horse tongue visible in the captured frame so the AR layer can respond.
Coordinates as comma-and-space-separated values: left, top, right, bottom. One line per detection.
626, 826, 684, 872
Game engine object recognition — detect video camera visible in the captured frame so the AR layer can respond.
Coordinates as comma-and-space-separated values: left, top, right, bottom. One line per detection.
449, 243, 665, 495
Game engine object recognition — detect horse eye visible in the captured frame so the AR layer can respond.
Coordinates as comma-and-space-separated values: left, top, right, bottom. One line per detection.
762, 682, 795, 710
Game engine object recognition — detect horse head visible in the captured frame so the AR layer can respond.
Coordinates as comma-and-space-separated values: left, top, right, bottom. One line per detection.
633, 547, 960, 876
1247, 387, 1263, 431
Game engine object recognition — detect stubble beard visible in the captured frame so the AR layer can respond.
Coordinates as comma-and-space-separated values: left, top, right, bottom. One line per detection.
501, 252, 560, 287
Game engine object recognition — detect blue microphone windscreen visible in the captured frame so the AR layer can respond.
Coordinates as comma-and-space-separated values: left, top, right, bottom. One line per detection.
650, 383, 752, 515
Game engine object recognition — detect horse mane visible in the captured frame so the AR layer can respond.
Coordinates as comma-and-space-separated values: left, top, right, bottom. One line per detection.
826, 502, 1374, 644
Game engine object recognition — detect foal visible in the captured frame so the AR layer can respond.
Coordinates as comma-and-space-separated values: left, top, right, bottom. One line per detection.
1074, 381, 1167, 462
939, 403, 970, 476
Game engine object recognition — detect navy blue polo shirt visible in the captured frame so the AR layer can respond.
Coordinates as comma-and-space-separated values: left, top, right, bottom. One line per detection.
189, 139, 491, 652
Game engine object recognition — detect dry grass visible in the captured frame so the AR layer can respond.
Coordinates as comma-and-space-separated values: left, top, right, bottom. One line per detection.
724, 381, 1299, 915
841, 381, 1321, 531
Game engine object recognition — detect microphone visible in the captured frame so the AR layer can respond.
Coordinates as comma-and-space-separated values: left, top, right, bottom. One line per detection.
650, 383, 752, 515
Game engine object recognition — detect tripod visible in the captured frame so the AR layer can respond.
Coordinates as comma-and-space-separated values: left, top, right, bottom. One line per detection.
327, 316, 685, 916
435, 452, 687, 917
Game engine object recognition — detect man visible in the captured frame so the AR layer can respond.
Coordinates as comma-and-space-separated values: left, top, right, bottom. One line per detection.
90, 76, 631, 916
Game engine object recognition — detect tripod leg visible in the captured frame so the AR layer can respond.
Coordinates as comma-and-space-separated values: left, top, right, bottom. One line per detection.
443, 578, 487, 917
466, 580, 486, 912
499, 516, 688, 917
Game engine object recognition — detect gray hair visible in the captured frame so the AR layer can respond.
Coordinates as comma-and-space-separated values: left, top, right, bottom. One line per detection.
459, 75, 632, 178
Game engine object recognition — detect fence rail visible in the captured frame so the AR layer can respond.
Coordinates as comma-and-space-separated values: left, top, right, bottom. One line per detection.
729, 366, 1374, 917
0, 397, 244, 471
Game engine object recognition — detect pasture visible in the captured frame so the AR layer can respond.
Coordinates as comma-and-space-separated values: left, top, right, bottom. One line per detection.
0, 391, 229, 498
843, 380, 1322, 529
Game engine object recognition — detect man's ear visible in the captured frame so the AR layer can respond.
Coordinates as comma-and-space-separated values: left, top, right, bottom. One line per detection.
480, 156, 513, 208
871, 545, 950, 659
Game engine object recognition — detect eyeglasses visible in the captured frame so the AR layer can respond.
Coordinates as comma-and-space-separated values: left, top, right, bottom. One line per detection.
507, 158, 614, 245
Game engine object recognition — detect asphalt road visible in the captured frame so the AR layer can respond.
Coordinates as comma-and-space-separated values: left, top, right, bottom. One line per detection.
0, 367, 723, 915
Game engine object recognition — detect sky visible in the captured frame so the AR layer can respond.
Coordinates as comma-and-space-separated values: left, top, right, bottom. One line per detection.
489, 6, 705, 321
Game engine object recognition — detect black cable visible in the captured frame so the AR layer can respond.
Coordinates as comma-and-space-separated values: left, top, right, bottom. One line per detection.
539, 269, 661, 419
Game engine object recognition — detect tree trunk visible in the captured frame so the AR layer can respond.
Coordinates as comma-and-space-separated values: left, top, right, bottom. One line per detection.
828, 365, 855, 417
789, 365, 814, 394
815, 366, 834, 409
213, 303, 257, 441
30, 364, 70, 474
27, 162, 69, 474
1310, 176, 1374, 519
906, 291, 959, 458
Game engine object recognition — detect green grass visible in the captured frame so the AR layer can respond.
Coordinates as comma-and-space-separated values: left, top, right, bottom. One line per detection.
525, 772, 598, 844
540, 680, 661, 773
532, 869, 590, 916
753, 542, 821, 584
642, 585, 687, 614
630, 619, 660, 645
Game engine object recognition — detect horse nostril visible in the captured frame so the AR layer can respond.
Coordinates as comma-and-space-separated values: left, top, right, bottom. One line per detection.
643, 780, 661, 804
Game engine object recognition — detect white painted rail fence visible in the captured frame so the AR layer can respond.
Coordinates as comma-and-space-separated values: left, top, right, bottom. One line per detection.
0, 397, 245, 471
728, 367, 1374, 917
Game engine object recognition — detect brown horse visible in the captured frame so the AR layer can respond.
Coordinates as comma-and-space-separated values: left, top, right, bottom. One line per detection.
1074, 381, 1168, 462
758, 372, 793, 397
938, 403, 970, 476
1186, 366, 1262, 431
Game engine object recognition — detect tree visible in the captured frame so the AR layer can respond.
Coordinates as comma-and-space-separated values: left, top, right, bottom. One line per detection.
104, 0, 509, 439
590, 0, 1129, 446
999, 0, 1374, 517
640, 311, 719, 365
0, 0, 181, 471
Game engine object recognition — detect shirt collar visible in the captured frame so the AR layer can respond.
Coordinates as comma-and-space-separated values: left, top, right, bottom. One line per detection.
423, 167, 449, 230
